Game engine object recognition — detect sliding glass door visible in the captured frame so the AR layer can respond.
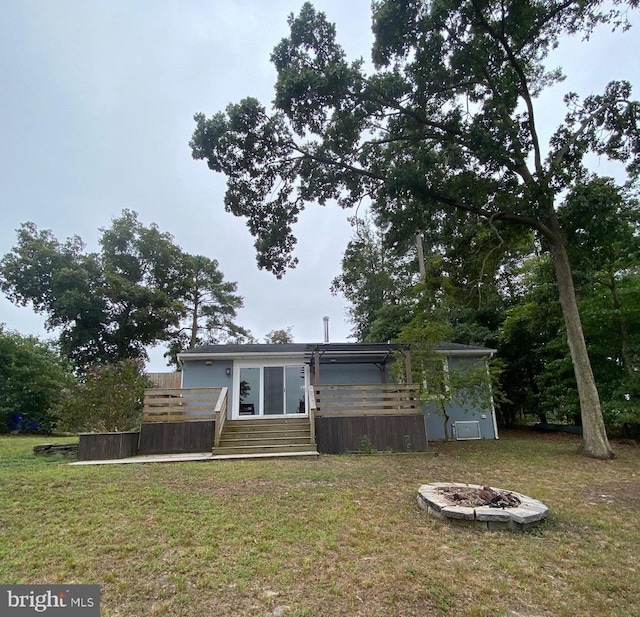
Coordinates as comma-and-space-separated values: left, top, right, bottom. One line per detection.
264, 367, 285, 415
284, 366, 306, 414
236, 364, 307, 417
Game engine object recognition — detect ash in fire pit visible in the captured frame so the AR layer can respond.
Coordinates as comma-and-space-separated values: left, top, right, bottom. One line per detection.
417, 482, 548, 531
437, 485, 521, 509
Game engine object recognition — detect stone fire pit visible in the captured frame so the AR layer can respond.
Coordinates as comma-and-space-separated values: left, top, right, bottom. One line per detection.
417, 482, 549, 531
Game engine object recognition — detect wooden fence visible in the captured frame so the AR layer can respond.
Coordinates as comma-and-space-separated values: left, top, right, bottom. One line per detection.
312, 384, 421, 416
146, 372, 181, 389
143, 387, 225, 422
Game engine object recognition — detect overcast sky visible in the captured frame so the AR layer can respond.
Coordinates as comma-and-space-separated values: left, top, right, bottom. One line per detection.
1, 1, 638, 371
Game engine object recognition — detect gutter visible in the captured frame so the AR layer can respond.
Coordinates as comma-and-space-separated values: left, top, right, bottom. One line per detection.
178, 351, 307, 361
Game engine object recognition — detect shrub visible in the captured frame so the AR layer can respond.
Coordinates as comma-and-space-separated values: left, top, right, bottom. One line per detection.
0, 327, 73, 433
56, 359, 152, 433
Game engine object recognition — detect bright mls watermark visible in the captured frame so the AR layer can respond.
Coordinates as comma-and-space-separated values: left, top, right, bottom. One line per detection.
0, 585, 99, 616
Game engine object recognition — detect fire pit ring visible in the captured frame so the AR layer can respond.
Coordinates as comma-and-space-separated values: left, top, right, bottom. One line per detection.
417, 482, 549, 531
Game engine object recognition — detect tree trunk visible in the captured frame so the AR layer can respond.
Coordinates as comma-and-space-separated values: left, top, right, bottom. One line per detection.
439, 400, 451, 442
416, 232, 426, 283
547, 226, 615, 459
189, 297, 199, 349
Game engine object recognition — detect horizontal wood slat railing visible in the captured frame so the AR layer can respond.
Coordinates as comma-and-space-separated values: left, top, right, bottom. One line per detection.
313, 384, 421, 417
143, 387, 225, 422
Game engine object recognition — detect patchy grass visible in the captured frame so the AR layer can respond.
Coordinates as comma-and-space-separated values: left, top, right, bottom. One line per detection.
0, 431, 639, 616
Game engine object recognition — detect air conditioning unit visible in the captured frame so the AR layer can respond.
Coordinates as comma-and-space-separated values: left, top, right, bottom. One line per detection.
454, 421, 481, 440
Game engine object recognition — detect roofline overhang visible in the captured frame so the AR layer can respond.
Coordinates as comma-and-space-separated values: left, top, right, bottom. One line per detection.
178, 347, 497, 362
177, 351, 306, 361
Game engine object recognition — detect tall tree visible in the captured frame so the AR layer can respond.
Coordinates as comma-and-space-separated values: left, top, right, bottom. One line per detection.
0, 211, 246, 371
0, 223, 108, 368
498, 254, 575, 425
330, 217, 414, 341
97, 210, 184, 363
264, 327, 294, 343
560, 177, 640, 376
499, 179, 640, 430
190, 1, 640, 458
165, 253, 249, 365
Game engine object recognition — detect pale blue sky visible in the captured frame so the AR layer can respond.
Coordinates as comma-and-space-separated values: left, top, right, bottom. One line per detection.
1, 1, 638, 369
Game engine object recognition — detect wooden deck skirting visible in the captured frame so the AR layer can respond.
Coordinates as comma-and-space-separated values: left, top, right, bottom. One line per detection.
311, 384, 421, 417
143, 387, 227, 423
78, 431, 140, 461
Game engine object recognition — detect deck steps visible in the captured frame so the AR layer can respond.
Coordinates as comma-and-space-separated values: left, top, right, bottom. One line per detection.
214, 417, 318, 457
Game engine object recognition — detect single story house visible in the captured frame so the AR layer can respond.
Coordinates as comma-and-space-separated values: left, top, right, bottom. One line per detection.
77, 342, 498, 461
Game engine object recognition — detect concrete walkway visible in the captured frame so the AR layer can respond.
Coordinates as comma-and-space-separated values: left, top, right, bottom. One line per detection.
70, 450, 319, 466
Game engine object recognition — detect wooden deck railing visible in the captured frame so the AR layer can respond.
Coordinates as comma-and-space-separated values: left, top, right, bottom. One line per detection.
213, 387, 228, 448
308, 386, 317, 444
143, 387, 226, 422
312, 384, 421, 416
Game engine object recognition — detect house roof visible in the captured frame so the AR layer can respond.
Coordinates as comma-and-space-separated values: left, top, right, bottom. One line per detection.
178, 342, 495, 365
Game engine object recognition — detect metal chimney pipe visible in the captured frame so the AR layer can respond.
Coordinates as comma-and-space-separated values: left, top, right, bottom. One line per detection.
323, 316, 329, 343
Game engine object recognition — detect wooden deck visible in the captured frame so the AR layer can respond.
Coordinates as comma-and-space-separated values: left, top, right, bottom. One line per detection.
77, 384, 426, 461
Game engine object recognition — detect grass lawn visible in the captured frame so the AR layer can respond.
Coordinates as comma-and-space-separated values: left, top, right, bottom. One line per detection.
0, 431, 638, 617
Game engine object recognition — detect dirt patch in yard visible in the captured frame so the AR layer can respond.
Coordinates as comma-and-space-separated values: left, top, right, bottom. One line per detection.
585, 481, 640, 509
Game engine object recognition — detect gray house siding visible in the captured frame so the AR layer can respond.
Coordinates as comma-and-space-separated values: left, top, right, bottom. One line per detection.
423, 400, 497, 440
421, 356, 497, 440
182, 359, 233, 417
317, 363, 389, 385
181, 359, 232, 389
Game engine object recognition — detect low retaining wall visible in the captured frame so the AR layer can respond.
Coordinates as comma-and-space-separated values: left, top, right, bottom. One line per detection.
34, 443, 79, 458
315, 415, 427, 454
78, 431, 139, 461
138, 420, 215, 455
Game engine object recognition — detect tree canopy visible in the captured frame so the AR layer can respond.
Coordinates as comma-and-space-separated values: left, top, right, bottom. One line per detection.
264, 327, 295, 344
0, 211, 246, 371
330, 217, 415, 342
191, 0, 639, 458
